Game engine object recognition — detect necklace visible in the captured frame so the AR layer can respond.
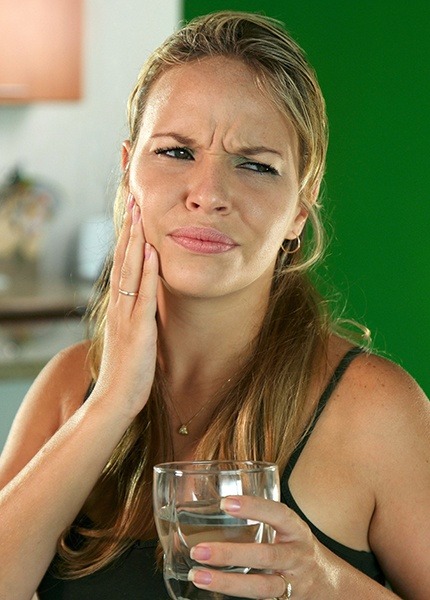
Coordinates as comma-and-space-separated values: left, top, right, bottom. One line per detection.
170, 377, 232, 436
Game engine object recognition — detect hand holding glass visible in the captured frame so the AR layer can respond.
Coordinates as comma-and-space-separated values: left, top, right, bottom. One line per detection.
153, 460, 280, 600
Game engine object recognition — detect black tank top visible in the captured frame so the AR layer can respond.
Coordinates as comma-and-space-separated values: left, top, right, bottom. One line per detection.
38, 347, 385, 598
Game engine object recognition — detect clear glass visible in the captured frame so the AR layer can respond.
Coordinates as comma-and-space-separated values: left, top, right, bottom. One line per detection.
153, 460, 280, 600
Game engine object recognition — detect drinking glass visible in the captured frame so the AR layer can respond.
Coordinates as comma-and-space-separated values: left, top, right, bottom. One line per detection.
153, 460, 280, 600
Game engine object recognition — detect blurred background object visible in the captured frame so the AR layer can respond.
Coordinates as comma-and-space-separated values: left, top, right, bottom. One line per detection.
0, 167, 57, 282
76, 213, 114, 282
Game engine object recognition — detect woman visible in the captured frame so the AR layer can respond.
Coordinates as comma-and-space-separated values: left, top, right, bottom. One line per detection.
0, 11, 428, 600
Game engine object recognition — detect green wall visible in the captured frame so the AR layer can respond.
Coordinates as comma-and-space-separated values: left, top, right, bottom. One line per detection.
183, 0, 430, 394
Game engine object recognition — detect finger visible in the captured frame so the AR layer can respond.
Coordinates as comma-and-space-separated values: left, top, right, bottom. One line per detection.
117, 203, 146, 305
190, 540, 292, 572
133, 241, 159, 317
188, 567, 292, 600
220, 496, 306, 543
110, 204, 133, 298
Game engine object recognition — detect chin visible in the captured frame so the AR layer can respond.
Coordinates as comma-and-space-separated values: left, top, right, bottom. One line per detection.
156, 252, 274, 301
160, 275, 231, 300
157, 254, 236, 299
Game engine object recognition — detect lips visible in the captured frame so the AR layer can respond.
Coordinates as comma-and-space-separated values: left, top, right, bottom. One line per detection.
168, 227, 238, 254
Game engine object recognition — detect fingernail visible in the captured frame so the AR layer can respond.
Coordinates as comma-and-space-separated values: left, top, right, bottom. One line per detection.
190, 545, 211, 561
132, 204, 140, 224
188, 568, 212, 586
126, 193, 135, 212
220, 497, 241, 512
144, 242, 152, 259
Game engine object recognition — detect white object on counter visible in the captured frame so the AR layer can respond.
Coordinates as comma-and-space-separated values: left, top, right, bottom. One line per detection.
0, 273, 10, 293
76, 214, 114, 281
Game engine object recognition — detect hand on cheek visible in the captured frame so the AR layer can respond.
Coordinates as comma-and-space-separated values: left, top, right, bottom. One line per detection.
94, 192, 159, 418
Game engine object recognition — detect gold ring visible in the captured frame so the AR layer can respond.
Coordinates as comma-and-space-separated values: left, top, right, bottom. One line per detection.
275, 572, 292, 599
119, 288, 139, 297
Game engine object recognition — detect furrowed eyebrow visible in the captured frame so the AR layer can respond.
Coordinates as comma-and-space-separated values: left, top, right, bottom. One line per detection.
235, 145, 283, 158
151, 133, 283, 158
151, 132, 195, 146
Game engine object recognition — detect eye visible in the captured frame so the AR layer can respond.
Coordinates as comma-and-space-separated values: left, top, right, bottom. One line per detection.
238, 160, 279, 176
154, 146, 194, 160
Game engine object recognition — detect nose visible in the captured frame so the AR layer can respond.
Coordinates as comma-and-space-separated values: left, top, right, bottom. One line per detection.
185, 156, 232, 215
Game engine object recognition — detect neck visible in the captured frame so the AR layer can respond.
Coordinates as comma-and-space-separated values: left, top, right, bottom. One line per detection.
156, 280, 270, 394
155, 277, 272, 451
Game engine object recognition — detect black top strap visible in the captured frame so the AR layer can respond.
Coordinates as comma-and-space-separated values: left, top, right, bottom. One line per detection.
285, 346, 364, 477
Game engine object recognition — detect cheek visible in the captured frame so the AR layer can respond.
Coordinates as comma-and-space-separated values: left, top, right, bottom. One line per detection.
128, 170, 165, 218
247, 197, 297, 244
128, 163, 152, 202
129, 160, 182, 208
135, 194, 160, 245
132, 188, 178, 253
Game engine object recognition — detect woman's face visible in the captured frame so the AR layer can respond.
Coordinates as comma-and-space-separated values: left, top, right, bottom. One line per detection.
124, 56, 307, 300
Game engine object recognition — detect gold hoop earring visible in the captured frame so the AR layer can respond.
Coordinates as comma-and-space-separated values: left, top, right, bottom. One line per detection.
281, 236, 301, 255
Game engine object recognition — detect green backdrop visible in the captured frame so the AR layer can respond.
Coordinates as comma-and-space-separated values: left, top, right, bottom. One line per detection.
183, 0, 430, 394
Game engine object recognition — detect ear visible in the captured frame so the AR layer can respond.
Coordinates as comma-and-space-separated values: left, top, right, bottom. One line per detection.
122, 140, 131, 172
284, 203, 309, 240
284, 179, 322, 239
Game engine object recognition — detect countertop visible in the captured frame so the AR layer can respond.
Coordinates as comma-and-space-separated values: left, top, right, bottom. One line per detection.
0, 277, 93, 379
0, 276, 91, 321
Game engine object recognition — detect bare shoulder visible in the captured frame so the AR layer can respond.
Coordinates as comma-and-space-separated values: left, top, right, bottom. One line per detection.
335, 348, 429, 428
309, 335, 429, 454
340, 349, 430, 489
31, 339, 93, 416
0, 340, 93, 487
326, 344, 429, 460
39, 339, 94, 417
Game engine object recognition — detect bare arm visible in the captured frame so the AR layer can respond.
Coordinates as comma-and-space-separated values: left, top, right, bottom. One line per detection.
0, 203, 159, 599
0, 379, 138, 598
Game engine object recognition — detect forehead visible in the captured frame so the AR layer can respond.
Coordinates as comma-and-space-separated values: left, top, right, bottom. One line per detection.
148, 56, 266, 102
139, 56, 298, 155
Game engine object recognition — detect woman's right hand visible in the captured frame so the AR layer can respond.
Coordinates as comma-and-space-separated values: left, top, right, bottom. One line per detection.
94, 195, 159, 418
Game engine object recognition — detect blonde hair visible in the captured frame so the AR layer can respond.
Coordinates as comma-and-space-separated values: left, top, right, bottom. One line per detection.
59, 11, 335, 577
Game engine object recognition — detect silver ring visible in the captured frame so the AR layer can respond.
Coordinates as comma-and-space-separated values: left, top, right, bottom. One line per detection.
275, 573, 292, 599
119, 288, 139, 297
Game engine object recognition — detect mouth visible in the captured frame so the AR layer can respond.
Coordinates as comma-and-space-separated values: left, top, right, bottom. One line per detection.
168, 227, 238, 254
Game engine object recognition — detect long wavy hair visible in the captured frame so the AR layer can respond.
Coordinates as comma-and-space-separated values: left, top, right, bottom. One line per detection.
57, 11, 349, 577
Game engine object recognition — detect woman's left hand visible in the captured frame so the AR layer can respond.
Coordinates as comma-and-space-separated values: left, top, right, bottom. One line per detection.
187, 495, 335, 599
